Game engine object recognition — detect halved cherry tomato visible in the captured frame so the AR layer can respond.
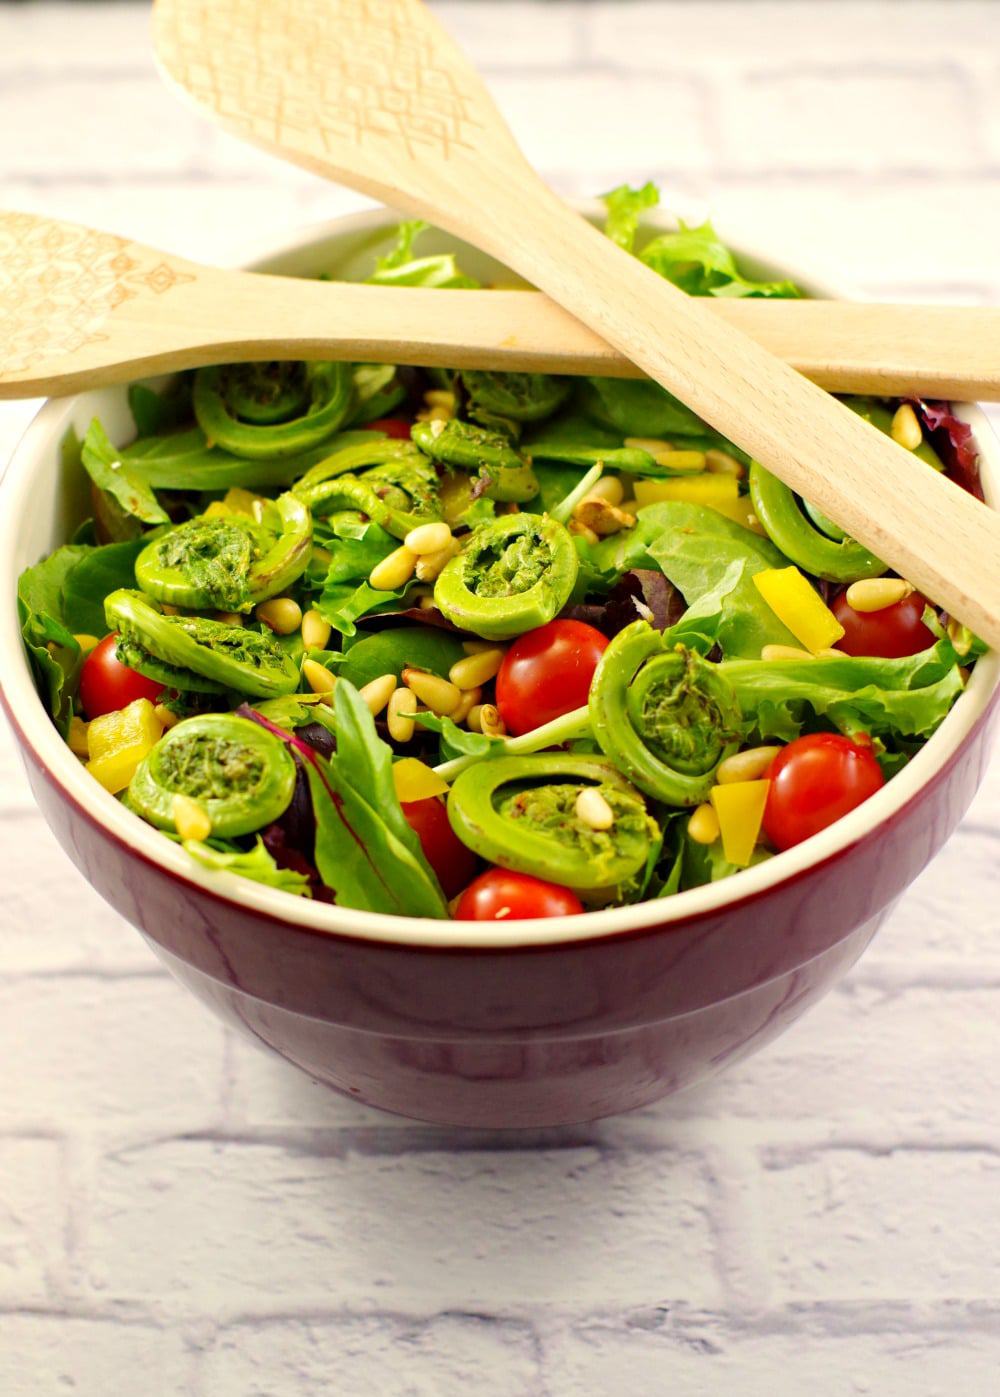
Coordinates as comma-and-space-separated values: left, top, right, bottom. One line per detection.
455, 868, 584, 920
831, 589, 935, 658
364, 417, 412, 440
401, 796, 478, 898
762, 732, 884, 851
78, 633, 164, 720
495, 619, 608, 736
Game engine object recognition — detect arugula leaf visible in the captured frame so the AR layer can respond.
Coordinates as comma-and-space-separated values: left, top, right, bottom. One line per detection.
81, 420, 169, 525
720, 640, 966, 743
17, 547, 89, 731
60, 538, 147, 637
120, 425, 378, 492
602, 181, 660, 252
306, 681, 449, 917
338, 627, 466, 688
368, 219, 479, 289
184, 837, 312, 896
637, 501, 798, 657
640, 219, 800, 300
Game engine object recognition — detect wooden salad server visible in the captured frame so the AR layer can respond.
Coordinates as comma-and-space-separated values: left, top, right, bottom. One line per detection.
4, 209, 1000, 405
152, 0, 1000, 646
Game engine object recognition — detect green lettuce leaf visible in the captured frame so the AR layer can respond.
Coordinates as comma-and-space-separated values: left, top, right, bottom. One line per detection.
81, 420, 169, 525
17, 547, 88, 732
183, 837, 312, 897
60, 538, 147, 637
602, 180, 660, 252
637, 501, 797, 657
368, 219, 479, 289
306, 681, 449, 917
720, 640, 966, 742
640, 219, 801, 299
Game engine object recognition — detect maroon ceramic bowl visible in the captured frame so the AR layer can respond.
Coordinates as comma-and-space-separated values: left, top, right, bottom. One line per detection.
2, 209, 997, 1126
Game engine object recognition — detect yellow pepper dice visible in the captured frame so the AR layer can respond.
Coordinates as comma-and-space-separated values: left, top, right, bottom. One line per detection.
392, 757, 450, 804
85, 697, 164, 794
752, 566, 845, 654
633, 473, 740, 514
710, 779, 771, 868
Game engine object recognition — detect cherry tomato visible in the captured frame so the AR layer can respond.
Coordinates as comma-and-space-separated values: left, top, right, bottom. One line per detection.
762, 732, 885, 851
78, 633, 164, 720
455, 868, 584, 921
401, 796, 478, 899
832, 588, 935, 659
363, 417, 412, 440
496, 620, 609, 736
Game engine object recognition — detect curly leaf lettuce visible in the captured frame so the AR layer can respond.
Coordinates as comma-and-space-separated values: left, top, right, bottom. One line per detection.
368, 219, 479, 290
183, 837, 312, 897
17, 546, 91, 732
602, 181, 660, 252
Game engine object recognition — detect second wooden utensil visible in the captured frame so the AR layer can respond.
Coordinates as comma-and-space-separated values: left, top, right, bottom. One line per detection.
4, 211, 1000, 402
154, 0, 1000, 648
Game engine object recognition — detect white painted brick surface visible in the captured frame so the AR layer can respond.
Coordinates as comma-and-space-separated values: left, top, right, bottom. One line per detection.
1, 3, 999, 1393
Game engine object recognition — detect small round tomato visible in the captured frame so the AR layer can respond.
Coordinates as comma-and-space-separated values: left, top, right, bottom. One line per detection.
401, 796, 478, 898
78, 633, 164, 720
832, 588, 935, 659
762, 732, 885, 851
363, 417, 412, 440
496, 619, 608, 736
455, 868, 584, 921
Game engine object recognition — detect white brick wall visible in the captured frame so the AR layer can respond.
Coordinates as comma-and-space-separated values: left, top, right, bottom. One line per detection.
1, 3, 998, 1393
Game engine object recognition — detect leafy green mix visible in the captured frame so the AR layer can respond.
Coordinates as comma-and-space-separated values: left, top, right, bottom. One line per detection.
15, 193, 981, 918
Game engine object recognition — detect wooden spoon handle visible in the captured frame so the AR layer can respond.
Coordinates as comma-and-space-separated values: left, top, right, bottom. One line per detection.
483, 183, 1000, 646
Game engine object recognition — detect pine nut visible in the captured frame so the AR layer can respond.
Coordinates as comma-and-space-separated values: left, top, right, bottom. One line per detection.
302, 658, 338, 699
402, 668, 461, 715
761, 644, 817, 661
369, 546, 417, 592
160, 603, 179, 616
575, 786, 615, 830
891, 403, 923, 451
451, 687, 482, 724
845, 577, 914, 612
72, 633, 99, 654
617, 498, 639, 515
717, 746, 781, 784
424, 389, 456, 410
255, 597, 302, 635
387, 686, 418, 742
586, 476, 625, 506
466, 704, 485, 733
463, 640, 496, 655
449, 648, 505, 690
705, 449, 745, 478
947, 617, 974, 657
429, 418, 447, 437
746, 513, 767, 536
414, 538, 460, 582
68, 716, 89, 758
359, 673, 396, 716
688, 802, 720, 845
418, 593, 438, 610
153, 703, 179, 730
301, 608, 332, 651
569, 520, 600, 547
172, 793, 212, 842
625, 436, 673, 454
654, 449, 706, 473
478, 703, 506, 738
214, 611, 243, 626
405, 521, 453, 555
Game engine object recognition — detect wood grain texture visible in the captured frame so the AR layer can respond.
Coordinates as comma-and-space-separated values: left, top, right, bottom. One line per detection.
5, 206, 1000, 400
152, 0, 1000, 645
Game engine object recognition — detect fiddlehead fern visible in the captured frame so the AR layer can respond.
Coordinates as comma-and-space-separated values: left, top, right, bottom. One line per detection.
589, 620, 743, 806
433, 513, 579, 640
193, 361, 353, 459
105, 589, 300, 698
134, 492, 312, 611
129, 713, 296, 837
299, 448, 442, 540
459, 371, 571, 423
748, 462, 886, 583
411, 418, 538, 502
447, 753, 658, 896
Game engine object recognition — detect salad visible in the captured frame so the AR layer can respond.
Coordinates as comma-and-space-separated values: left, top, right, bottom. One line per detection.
16, 185, 984, 922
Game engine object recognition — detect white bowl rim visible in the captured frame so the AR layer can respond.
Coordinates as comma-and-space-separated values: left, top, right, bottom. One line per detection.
1, 202, 997, 951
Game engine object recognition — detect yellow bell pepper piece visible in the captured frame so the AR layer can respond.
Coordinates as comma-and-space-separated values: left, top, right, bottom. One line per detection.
752, 566, 845, 653
222, 486, 265, 516
392, 757, 450, 804
633, 473, 740, 514
201, 500, 231, 520
710, 779, 771, 867
86, 698, 163, 794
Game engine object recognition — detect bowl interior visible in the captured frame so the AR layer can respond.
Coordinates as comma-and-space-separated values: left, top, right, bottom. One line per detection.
2, 206, 997, 950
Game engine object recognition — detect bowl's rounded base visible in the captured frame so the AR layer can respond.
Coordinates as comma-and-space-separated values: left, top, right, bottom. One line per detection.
152, 919, 885, 1127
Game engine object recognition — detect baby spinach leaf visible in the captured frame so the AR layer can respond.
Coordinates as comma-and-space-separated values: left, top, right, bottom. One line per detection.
61, 538, 148, 637
338, 627, 466, 688
306, 681, 449, 917
128, 378, 193, 437
577, 377, 710, 440
184, 837, 312, 896
17, 547, 89, 732
81, 420, 170, 526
